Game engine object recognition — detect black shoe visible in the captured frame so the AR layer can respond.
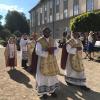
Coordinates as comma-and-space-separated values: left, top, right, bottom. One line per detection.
51, 92, 57, 98
88, 57, 94, 61
80, 86, 90, 91
90, 58, 94, 60
40, 94, 48, 99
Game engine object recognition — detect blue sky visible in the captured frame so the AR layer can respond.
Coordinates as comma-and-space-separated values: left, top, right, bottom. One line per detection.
0, 0, 39, 25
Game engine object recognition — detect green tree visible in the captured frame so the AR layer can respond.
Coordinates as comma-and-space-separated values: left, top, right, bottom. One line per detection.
0, 29, 11, 41
5, 11, 30, 34
70, 12, 100, 32
0, 15, 3, 31
13, 30, 22, 37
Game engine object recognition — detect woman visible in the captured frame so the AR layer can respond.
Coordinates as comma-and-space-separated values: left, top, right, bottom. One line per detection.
82, 33, 89, 59
4, 37, 17, 70
87, 31, 94, 60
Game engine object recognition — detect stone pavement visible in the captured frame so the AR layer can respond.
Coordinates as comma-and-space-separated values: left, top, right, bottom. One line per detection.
0, 48, 100, 100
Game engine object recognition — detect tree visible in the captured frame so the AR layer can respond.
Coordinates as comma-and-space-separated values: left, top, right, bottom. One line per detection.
5, 11, 30, 34
13, 30, 22, 37
0, 15, 3, 24
0, 15, 3, 31
0, 29, 11, 41
70, 12, 100, 32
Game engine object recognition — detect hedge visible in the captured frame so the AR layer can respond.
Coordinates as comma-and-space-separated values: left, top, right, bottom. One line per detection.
70, 11, 100, 32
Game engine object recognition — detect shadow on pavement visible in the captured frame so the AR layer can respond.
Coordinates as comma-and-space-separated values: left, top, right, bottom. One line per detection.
7, 69, 33, 89
23, 67, 36, 78
40, 82, 100, 100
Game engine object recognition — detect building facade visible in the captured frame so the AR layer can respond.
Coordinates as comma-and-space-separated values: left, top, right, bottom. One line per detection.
29, 0, 100, 38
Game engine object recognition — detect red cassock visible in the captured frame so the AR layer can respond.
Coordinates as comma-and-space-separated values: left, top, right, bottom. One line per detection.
60, 44, 68, 70
30, 48, 38, 75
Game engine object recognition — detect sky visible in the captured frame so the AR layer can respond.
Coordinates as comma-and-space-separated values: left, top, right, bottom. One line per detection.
0, 0, 39, 25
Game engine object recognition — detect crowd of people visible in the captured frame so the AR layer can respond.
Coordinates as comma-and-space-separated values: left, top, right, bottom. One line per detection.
80, 31, 100, 61
4, 27, 100, 99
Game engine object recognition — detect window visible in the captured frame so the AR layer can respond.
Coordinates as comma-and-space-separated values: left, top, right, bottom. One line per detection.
63, 0, 68, 18
44, 3, 47, 24
37, 10, 40, 26
56, 0, 60, 21
40, 8, 42, 25
56, 13, 60, 21
35, 11, 38, 26
31, 13, 33, 27
32, 12, 35, 27
42, 6, 44, 24
63, 0, 68, 10
87, 0, 94, 12
49, 1, 53, 22
36, 9, 40, 25
64, 10, 68, 18
56, 0, 60, 5
73, 0, 79, 16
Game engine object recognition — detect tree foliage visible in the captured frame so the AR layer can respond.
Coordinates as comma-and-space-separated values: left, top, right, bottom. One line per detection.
5, 11, 30, 34
0, 29, 11, 41
0, 15, 3, 31
70, 12, 100, 32
13, 30, 22, 37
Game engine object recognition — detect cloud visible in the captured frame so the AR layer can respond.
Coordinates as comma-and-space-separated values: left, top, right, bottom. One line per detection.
0, 4, 24, 25
0, 4, 23, 12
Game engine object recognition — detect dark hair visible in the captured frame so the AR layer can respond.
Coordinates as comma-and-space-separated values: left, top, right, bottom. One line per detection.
43, 27, 51, 34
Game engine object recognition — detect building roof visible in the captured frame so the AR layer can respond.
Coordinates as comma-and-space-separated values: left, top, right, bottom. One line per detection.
29, 0, 43, 13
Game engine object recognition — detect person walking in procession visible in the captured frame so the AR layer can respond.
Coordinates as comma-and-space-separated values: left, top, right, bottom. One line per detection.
65, 32, 90, 91
60, 31, 70, 70
20, 34, 28, 69
35, 27, 60, 99
28, 32, 40, 74
4, 37, 17, 70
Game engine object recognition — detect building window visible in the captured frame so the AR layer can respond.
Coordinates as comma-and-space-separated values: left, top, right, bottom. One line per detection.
42, 6, 44, 24
49, 1, 53, 22
56, 13, 60, 21
73, 0, 79, 16
56, 0, 60, 21
32, 12, 35, 27
40, 8, 42, 25
35, 11, 38, 26
63, 0, 68, 18
87, 0, 94, 12
38, 14, 40, 26
44, 3, 47, 24
37, 10, 40, 26
31, 13, 33, 27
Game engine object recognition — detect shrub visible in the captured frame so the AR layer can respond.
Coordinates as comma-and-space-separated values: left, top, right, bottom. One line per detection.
70, 11, 100, 32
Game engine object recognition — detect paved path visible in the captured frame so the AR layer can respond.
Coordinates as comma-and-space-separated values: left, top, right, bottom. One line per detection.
0, 48, 100, 100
